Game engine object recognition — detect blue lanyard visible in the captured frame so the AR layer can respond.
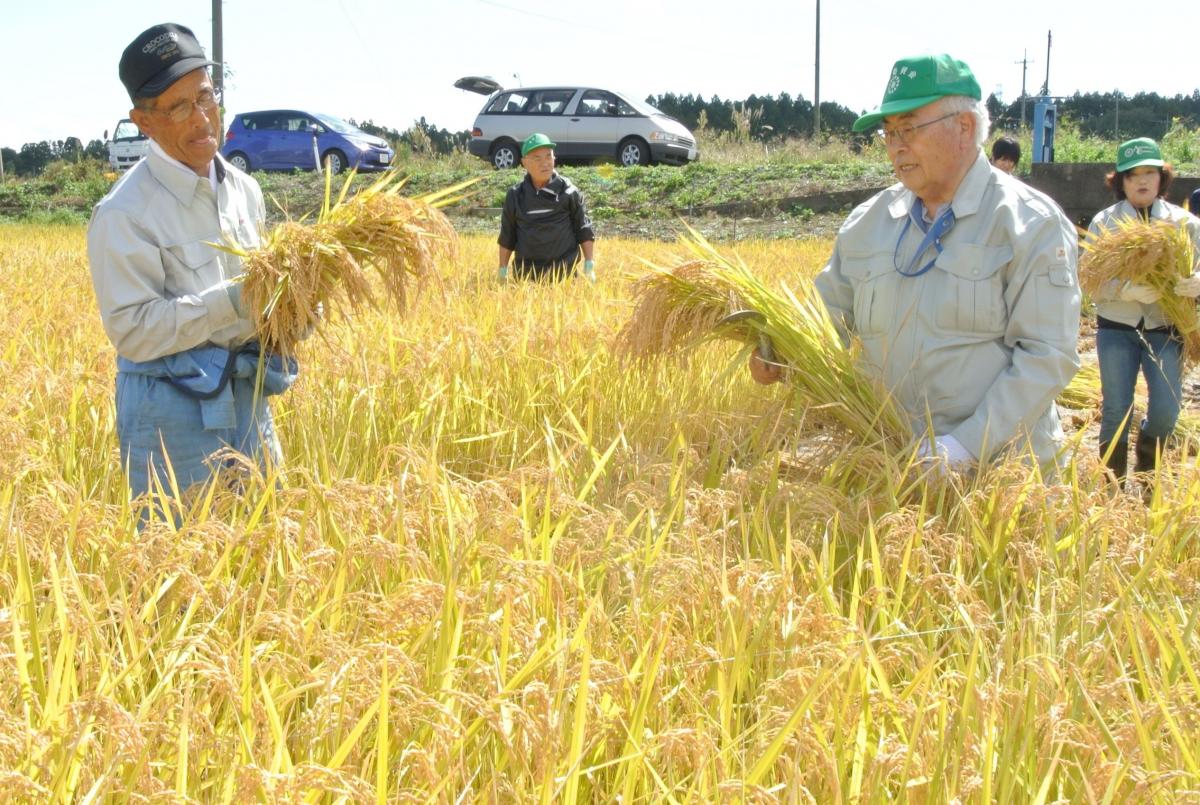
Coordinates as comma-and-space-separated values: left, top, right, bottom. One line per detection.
894, 202, 955, 277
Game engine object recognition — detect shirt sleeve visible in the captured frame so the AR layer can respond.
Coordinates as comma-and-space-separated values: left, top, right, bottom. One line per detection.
812, 238, 854, 348
497, 187, 518, 250
948, 212, 1081, 460
87, 207, 240, 363
568, 185, 595, 243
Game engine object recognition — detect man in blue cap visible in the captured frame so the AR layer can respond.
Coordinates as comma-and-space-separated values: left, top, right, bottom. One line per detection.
497, 132, 596, 282
752, 54, 1081, 475
87, 23, 296, 509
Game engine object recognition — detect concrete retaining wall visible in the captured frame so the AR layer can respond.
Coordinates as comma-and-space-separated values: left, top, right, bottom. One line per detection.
1025, 163, 1200, 229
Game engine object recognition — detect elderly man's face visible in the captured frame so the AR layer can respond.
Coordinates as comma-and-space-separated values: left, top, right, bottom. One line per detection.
882, 99, 974, 207
522, 147, 555, 186
130, 68, 220, 176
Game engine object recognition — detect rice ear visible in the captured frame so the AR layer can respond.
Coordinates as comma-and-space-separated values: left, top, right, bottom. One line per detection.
618, 232, 911, 451
1080, 216, 1200, 365
235, 171, 477, 356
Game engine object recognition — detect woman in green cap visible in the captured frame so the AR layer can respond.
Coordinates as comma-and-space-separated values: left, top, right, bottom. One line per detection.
1089, 137, 1200, 484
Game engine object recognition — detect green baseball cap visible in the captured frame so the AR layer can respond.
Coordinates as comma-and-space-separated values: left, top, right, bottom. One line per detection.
1115, 137, 1163, 172
521, 132, 556, 156
852, 54, 981, 133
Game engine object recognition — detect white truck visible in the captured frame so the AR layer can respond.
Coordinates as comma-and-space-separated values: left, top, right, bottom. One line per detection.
105, 118, 149, 171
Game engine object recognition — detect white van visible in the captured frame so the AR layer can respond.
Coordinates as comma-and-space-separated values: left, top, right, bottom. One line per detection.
105, 118, 149, 171
456, 78, 699, 170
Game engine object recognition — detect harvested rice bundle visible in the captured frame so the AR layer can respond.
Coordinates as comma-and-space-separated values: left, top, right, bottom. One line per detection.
1056, 363, 1100, 411
618, 231, 911, 452
1080, 217, 1200, 364
228, 170, 475, 355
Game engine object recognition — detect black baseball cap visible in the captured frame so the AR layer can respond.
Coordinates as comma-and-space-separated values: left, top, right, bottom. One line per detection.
119, 23, 212, 101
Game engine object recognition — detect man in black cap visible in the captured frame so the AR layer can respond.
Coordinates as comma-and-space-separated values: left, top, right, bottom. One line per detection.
87, 23, 296, 510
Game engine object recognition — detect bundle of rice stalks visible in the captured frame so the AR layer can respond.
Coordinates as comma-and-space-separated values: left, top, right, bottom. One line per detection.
1056, 363, 1101, 411
225, 169, 476, 355
1080, 216, 1200, 364
618, 230, 911, 452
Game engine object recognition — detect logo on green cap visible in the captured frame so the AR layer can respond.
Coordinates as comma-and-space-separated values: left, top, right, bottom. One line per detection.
1115, 137, 1163, 172
521, 132, 556, 156
852, 54, 980, 133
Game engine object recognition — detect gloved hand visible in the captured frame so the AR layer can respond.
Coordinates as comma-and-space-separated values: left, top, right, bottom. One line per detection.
583, 259, 596, 282
916, 434, 975, 475
1119, 282, 1162, 305
1175, 274, 1200, 298
497, 265, 509, 283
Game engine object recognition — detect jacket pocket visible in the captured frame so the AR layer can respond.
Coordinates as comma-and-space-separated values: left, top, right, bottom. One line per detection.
840, 250, 896, 336
931, 243, 1012, 334
160, 239, 220, 296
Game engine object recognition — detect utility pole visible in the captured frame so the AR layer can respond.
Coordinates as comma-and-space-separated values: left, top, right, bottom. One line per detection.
1040, 30, 1052, 96
212, 0, 223, 100
1015, 49, 1032, 128
813, 0, 821, 136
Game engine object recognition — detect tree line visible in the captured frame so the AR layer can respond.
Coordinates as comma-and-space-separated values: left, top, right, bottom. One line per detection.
4, 90, 1200, 177
648, 90, 1200, 142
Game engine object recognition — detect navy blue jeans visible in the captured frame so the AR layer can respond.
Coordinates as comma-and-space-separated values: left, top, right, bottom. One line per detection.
1097, 326, 1182, 450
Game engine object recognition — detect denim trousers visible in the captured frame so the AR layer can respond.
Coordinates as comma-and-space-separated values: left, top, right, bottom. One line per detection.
116, 372, 282, 500
1097, 326, 1182, 448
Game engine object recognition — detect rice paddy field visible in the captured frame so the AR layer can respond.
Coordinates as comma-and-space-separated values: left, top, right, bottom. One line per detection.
3, 221, 1200, 802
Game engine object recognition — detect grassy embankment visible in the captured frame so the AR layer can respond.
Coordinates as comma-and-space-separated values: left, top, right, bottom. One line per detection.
2, 221, 1200, 800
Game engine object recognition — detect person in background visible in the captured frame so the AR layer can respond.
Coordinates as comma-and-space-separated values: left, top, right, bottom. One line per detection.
1188, 185, 1200, 216
990, 135, 1021, 174
497, 133, 596, 282
88, 22, 296, 504
751, 54, 1080, 475
1088, 137, 1200, 483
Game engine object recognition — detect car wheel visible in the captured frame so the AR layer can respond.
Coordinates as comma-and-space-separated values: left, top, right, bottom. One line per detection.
321, 149, 347, 175
491, 140, 519, 170
228, 152, 250, 172
618, 137, 650, 167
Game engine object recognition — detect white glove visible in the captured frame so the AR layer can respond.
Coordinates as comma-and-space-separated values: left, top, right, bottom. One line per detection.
916, 434, 975, 474
1175, 274, 1200, 298
1119, 282, 1162, 305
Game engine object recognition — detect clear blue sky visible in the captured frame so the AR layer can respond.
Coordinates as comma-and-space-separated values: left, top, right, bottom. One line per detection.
3, 0, 1198, 149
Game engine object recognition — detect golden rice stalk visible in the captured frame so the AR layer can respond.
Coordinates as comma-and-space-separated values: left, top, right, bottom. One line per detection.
618, 229, 911, 452
228, 170, 476, 355
1080, 217, 1200, 364
1056, 363, 1101, 411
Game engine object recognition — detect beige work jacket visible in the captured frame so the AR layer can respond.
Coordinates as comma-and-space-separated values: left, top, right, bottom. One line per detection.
815, 153, 1081, 466
87, 150, 265, 362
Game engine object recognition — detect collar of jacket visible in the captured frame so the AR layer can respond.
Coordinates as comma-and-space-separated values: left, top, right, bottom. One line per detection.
886, 151, 992, 223
1116, 197, 1165, 221
523, 171, 565, 200
146, 148, 227, 205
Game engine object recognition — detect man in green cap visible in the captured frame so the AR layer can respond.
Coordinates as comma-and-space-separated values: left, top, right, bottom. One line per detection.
751, 54, 1081, 475
497, 132, 596, 282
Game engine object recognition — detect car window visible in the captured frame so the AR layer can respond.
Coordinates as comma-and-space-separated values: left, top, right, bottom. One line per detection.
576, 91, 633, 117
244, 113, 282, 131
527, 89, 574, 115
282, 114, 313, 132
487, 91, 531, 114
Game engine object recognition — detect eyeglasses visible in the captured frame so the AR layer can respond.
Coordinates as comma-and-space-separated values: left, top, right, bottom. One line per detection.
876, 112, 958, 145
150, 88, 220, 124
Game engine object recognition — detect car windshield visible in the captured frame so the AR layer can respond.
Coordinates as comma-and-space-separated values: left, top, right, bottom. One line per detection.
313, 113, 361, 135
113, 119, 143, 140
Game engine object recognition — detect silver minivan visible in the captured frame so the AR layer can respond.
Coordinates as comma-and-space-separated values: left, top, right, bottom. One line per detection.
456, 78, 699, 169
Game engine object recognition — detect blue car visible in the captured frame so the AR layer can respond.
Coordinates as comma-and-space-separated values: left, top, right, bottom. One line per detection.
221, 109, 394, 174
